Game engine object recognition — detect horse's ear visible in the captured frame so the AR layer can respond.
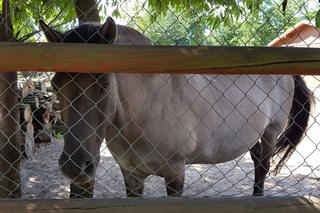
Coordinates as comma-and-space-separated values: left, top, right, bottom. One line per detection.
99, 17, 117, 44
39, 20, 62, 42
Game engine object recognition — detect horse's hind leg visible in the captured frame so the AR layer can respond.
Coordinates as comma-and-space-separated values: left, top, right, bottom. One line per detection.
251, 129, 277, 196
163, 160, 185, 197
120, 168, 146, 197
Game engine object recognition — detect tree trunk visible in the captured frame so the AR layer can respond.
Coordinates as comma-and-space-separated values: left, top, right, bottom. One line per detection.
73, 0, 100, 24
0, 0, 13, 41
0, 0, 21, 198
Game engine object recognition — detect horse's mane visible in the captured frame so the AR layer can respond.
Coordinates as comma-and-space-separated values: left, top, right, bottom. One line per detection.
115, 25, 152, 45
79, 21, 152, 45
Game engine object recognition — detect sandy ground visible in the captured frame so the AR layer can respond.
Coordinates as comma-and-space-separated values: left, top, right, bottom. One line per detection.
20, 83, 320, 199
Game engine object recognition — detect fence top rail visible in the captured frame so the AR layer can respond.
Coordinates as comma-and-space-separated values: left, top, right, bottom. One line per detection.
1, 42, 320, 75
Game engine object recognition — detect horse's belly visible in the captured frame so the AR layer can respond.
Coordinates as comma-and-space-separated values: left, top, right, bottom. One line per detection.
188, 140, 252, 164
111, 110, 267, 169
187, 123, 263, 164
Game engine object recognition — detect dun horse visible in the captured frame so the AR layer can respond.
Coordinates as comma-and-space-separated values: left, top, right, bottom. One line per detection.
40, 17, 314, 198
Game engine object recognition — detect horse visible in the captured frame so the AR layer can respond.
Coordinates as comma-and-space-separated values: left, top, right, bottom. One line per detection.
39, 17, 314, 198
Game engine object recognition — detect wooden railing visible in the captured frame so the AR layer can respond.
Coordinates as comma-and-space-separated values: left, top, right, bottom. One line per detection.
0, 43, 320, 74
0, 196, 320, 213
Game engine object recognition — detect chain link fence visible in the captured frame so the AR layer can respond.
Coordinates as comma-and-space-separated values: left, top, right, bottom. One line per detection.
0, 0, 320, 199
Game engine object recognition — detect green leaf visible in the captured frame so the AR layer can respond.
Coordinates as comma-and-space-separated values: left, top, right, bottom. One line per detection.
112, 8, 121, 18
316, 9, 320, 28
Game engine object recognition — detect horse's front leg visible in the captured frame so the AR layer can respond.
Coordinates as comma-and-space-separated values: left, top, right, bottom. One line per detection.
162, 160, 186, 197
69, 180, 95, 198
120, 167, 146, 197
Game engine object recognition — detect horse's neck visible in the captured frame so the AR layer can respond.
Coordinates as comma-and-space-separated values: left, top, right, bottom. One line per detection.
111, 25, 187, 117
114, 25, 152, 45
114, 73, 157, 100
113, 74, 188, 113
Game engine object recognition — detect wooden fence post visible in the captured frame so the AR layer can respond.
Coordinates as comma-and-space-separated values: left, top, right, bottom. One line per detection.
0, 72, 21, 198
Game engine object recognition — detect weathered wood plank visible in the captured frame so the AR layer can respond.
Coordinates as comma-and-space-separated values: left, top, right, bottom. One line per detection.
0, 43, 320, 74
0, 197, 320, 213
0, 73, 21, 199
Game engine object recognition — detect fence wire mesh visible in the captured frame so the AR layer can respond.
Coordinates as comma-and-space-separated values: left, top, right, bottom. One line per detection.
0, 0, 320, 199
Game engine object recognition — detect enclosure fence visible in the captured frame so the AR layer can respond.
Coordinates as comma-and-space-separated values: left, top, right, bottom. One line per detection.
0, 0, 320, 206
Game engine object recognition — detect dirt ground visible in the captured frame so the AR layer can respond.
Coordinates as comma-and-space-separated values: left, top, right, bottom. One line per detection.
20, 82, 320, 199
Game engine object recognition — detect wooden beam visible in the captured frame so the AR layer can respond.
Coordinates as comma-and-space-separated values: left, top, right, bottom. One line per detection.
1, 43, 320, 75
0, 196, 320, 213
0, 72, 21, 199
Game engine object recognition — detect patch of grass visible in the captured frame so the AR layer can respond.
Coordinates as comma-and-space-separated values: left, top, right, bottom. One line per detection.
53, 131, 64, 140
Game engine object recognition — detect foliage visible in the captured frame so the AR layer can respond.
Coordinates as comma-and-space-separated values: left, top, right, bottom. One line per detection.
146, 0, 264, 26
114, 0, 316, 46
316, 9, 320, 27
3, 0, 318, 45
53, 131, 63, 140
210, 0, 313, 46
8, 0, 76, 41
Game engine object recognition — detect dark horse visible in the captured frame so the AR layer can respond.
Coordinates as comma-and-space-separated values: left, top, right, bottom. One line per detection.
40, 17, 314, 198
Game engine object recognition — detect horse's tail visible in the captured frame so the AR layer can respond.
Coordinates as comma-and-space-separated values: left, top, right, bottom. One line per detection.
273, 75, 314, 174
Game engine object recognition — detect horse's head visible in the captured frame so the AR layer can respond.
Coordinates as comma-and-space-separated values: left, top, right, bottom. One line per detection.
40, 18, 118, 183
